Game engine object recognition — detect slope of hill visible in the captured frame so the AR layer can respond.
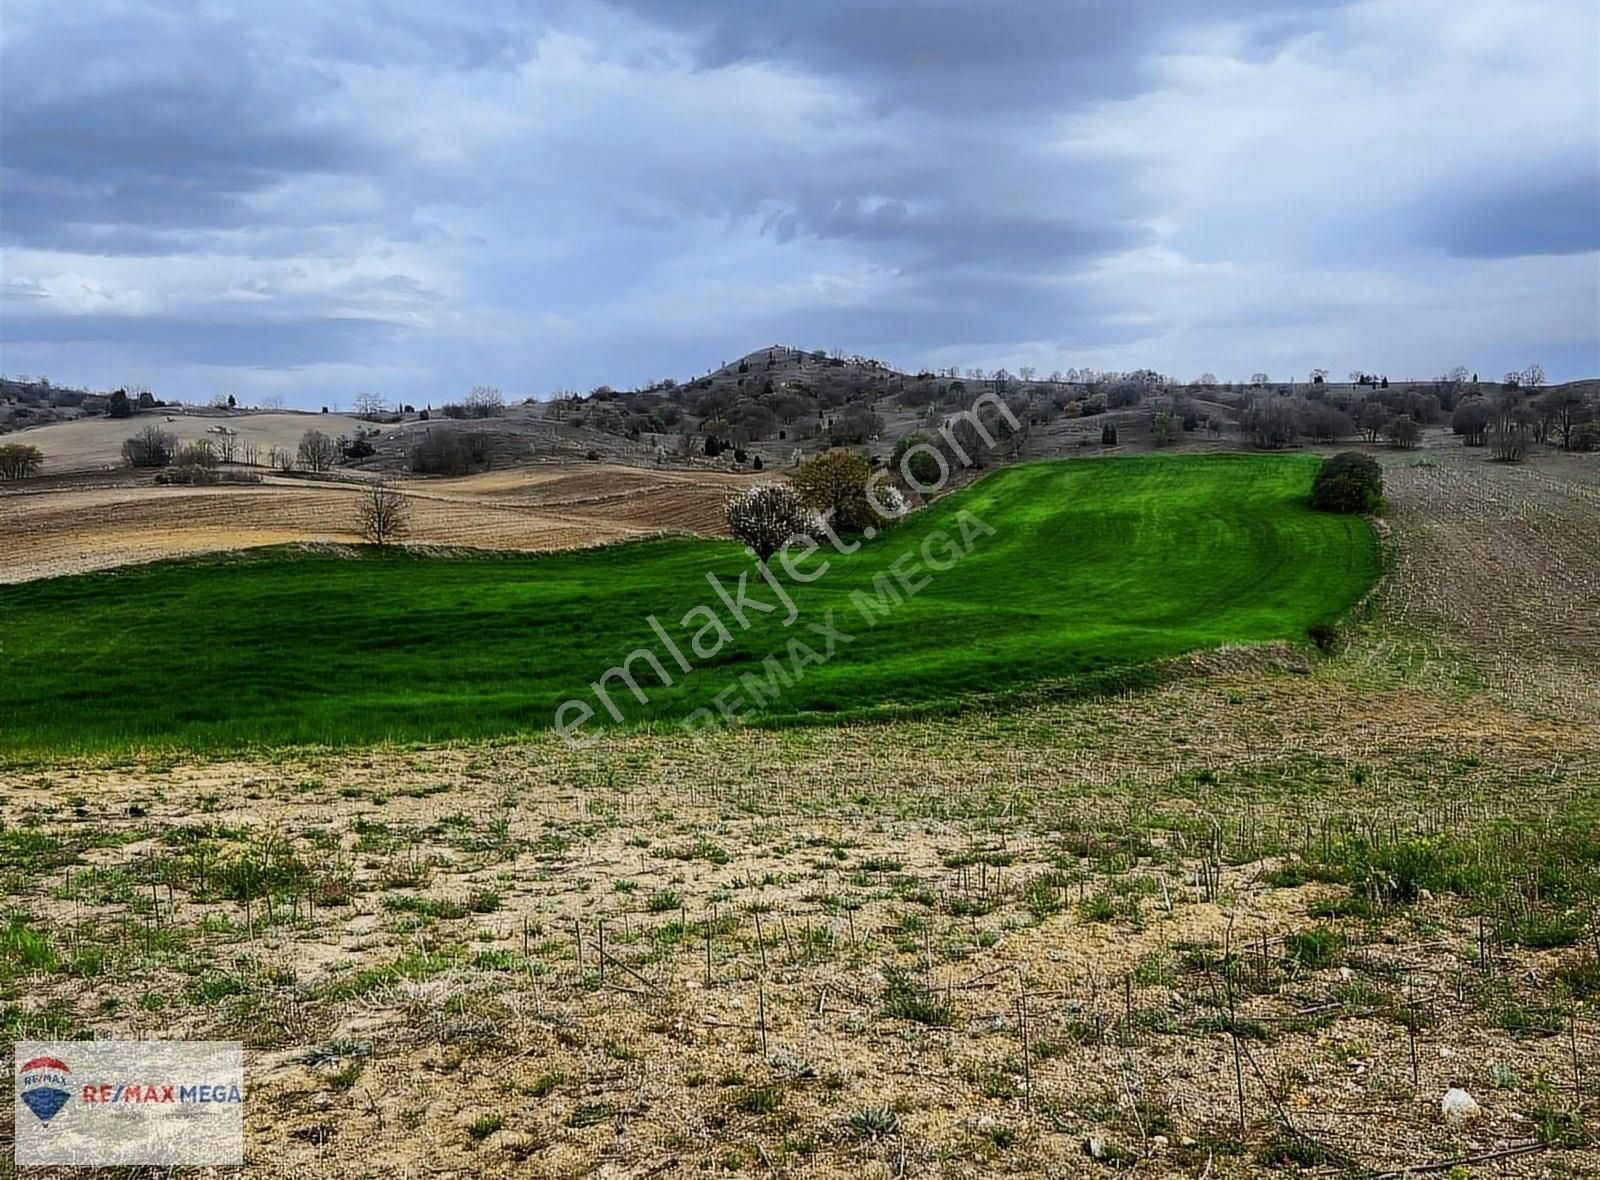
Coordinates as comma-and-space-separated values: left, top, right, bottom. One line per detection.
0, 453, 1377, 756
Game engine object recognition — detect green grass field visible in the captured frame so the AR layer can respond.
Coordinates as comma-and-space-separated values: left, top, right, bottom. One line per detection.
0, 455, 1378, 757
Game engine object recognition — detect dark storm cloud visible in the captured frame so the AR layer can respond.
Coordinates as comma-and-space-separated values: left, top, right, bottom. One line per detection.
2, 312, 405, 369
0, 9, 376, 250
1421, 166, 1600, 259
608, 0, 1349, 112
0, 0, 1594, 398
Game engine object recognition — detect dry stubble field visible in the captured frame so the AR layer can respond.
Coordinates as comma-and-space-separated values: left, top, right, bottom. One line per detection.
1, 447, 1597, 1178
0, 464, 755, 583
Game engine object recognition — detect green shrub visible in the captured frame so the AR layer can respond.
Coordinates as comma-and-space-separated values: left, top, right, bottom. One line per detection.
882, 965, 953, 1026
1283, 925, 1345, 968
891, 432, 944, 487
0, 913, 58, 976
1311, 451, 1383, 514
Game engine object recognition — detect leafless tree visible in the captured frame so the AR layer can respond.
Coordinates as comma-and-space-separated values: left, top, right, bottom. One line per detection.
1521, 362, 1546, 389
260, 394, 286, 411
464, 386, 505, 418
353, 390, 387, 419
1359, 400, 1389, 444
357, 480, 410, 547
1451, 399, 1491, 446
1384, 416, 1421, 450
0, 443, 43, 479
1241, 398, 1297, 448
297, 429, 339, 473
1537, 386, 1594, 450
122, 425, 176, 467
1490, 423, 1530, 462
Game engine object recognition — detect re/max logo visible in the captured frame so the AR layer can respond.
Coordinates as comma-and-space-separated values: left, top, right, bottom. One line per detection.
80, 1083, 243, 1104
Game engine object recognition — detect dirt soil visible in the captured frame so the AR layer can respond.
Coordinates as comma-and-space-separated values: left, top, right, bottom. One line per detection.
1, 444, 1596, 1178
0, 464, 757, 582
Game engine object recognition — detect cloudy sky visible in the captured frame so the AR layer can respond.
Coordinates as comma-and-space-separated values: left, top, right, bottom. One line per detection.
2, 0, 1596, 406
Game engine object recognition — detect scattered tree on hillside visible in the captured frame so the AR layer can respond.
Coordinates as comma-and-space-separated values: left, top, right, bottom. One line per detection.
1241, 398, 1297, 449
353, 390, 387, 419
892, 432, 945, 487
357, 481, 410, 547
1521, 363, 1546, 390
828, 403, 883, 446
122, 425, 176, 467
725, 482, 818, 561
107, 388, 132, 419
1490, 423, 1529, 462
1101, 421, 1118, 446
0, 443, 43, 479
1359, 400, 1389, 444
1302, 402, 1354, 444
1451, 399, 1491, 446
1383, 416, 1421, 450
1537, 386, 1594, 451
297, 429, 340, 473
464, 386, 506, 418
791, 449, 876, 533
1311, 451, 1383, 514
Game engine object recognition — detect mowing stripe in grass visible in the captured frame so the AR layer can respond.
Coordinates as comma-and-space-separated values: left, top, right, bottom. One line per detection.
0, 454, 1378, 757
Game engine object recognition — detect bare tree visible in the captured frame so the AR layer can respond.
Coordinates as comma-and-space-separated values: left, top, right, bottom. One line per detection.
1359, 400, 1389, 444
0, 443, 44, 479
1241, 398, 1297, 448
260, 394, 286, 411
1490, 423, 1530, 462
357, 480, 410, 546
353, 390, 387, 419
1384, 416, 1421, 450
1538, 386, 1594, 451
1521, 362, 1546, 389
297, 429, 339, 473
1451, 399, 1491, 446
464, 386, 505, 418
122, 425, 177, 467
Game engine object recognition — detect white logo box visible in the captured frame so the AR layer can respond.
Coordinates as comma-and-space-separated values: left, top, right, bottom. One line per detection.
15, 1040, 244, 1166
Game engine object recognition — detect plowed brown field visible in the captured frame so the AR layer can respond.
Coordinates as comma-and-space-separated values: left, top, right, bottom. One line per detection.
0, 464, 756, 582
